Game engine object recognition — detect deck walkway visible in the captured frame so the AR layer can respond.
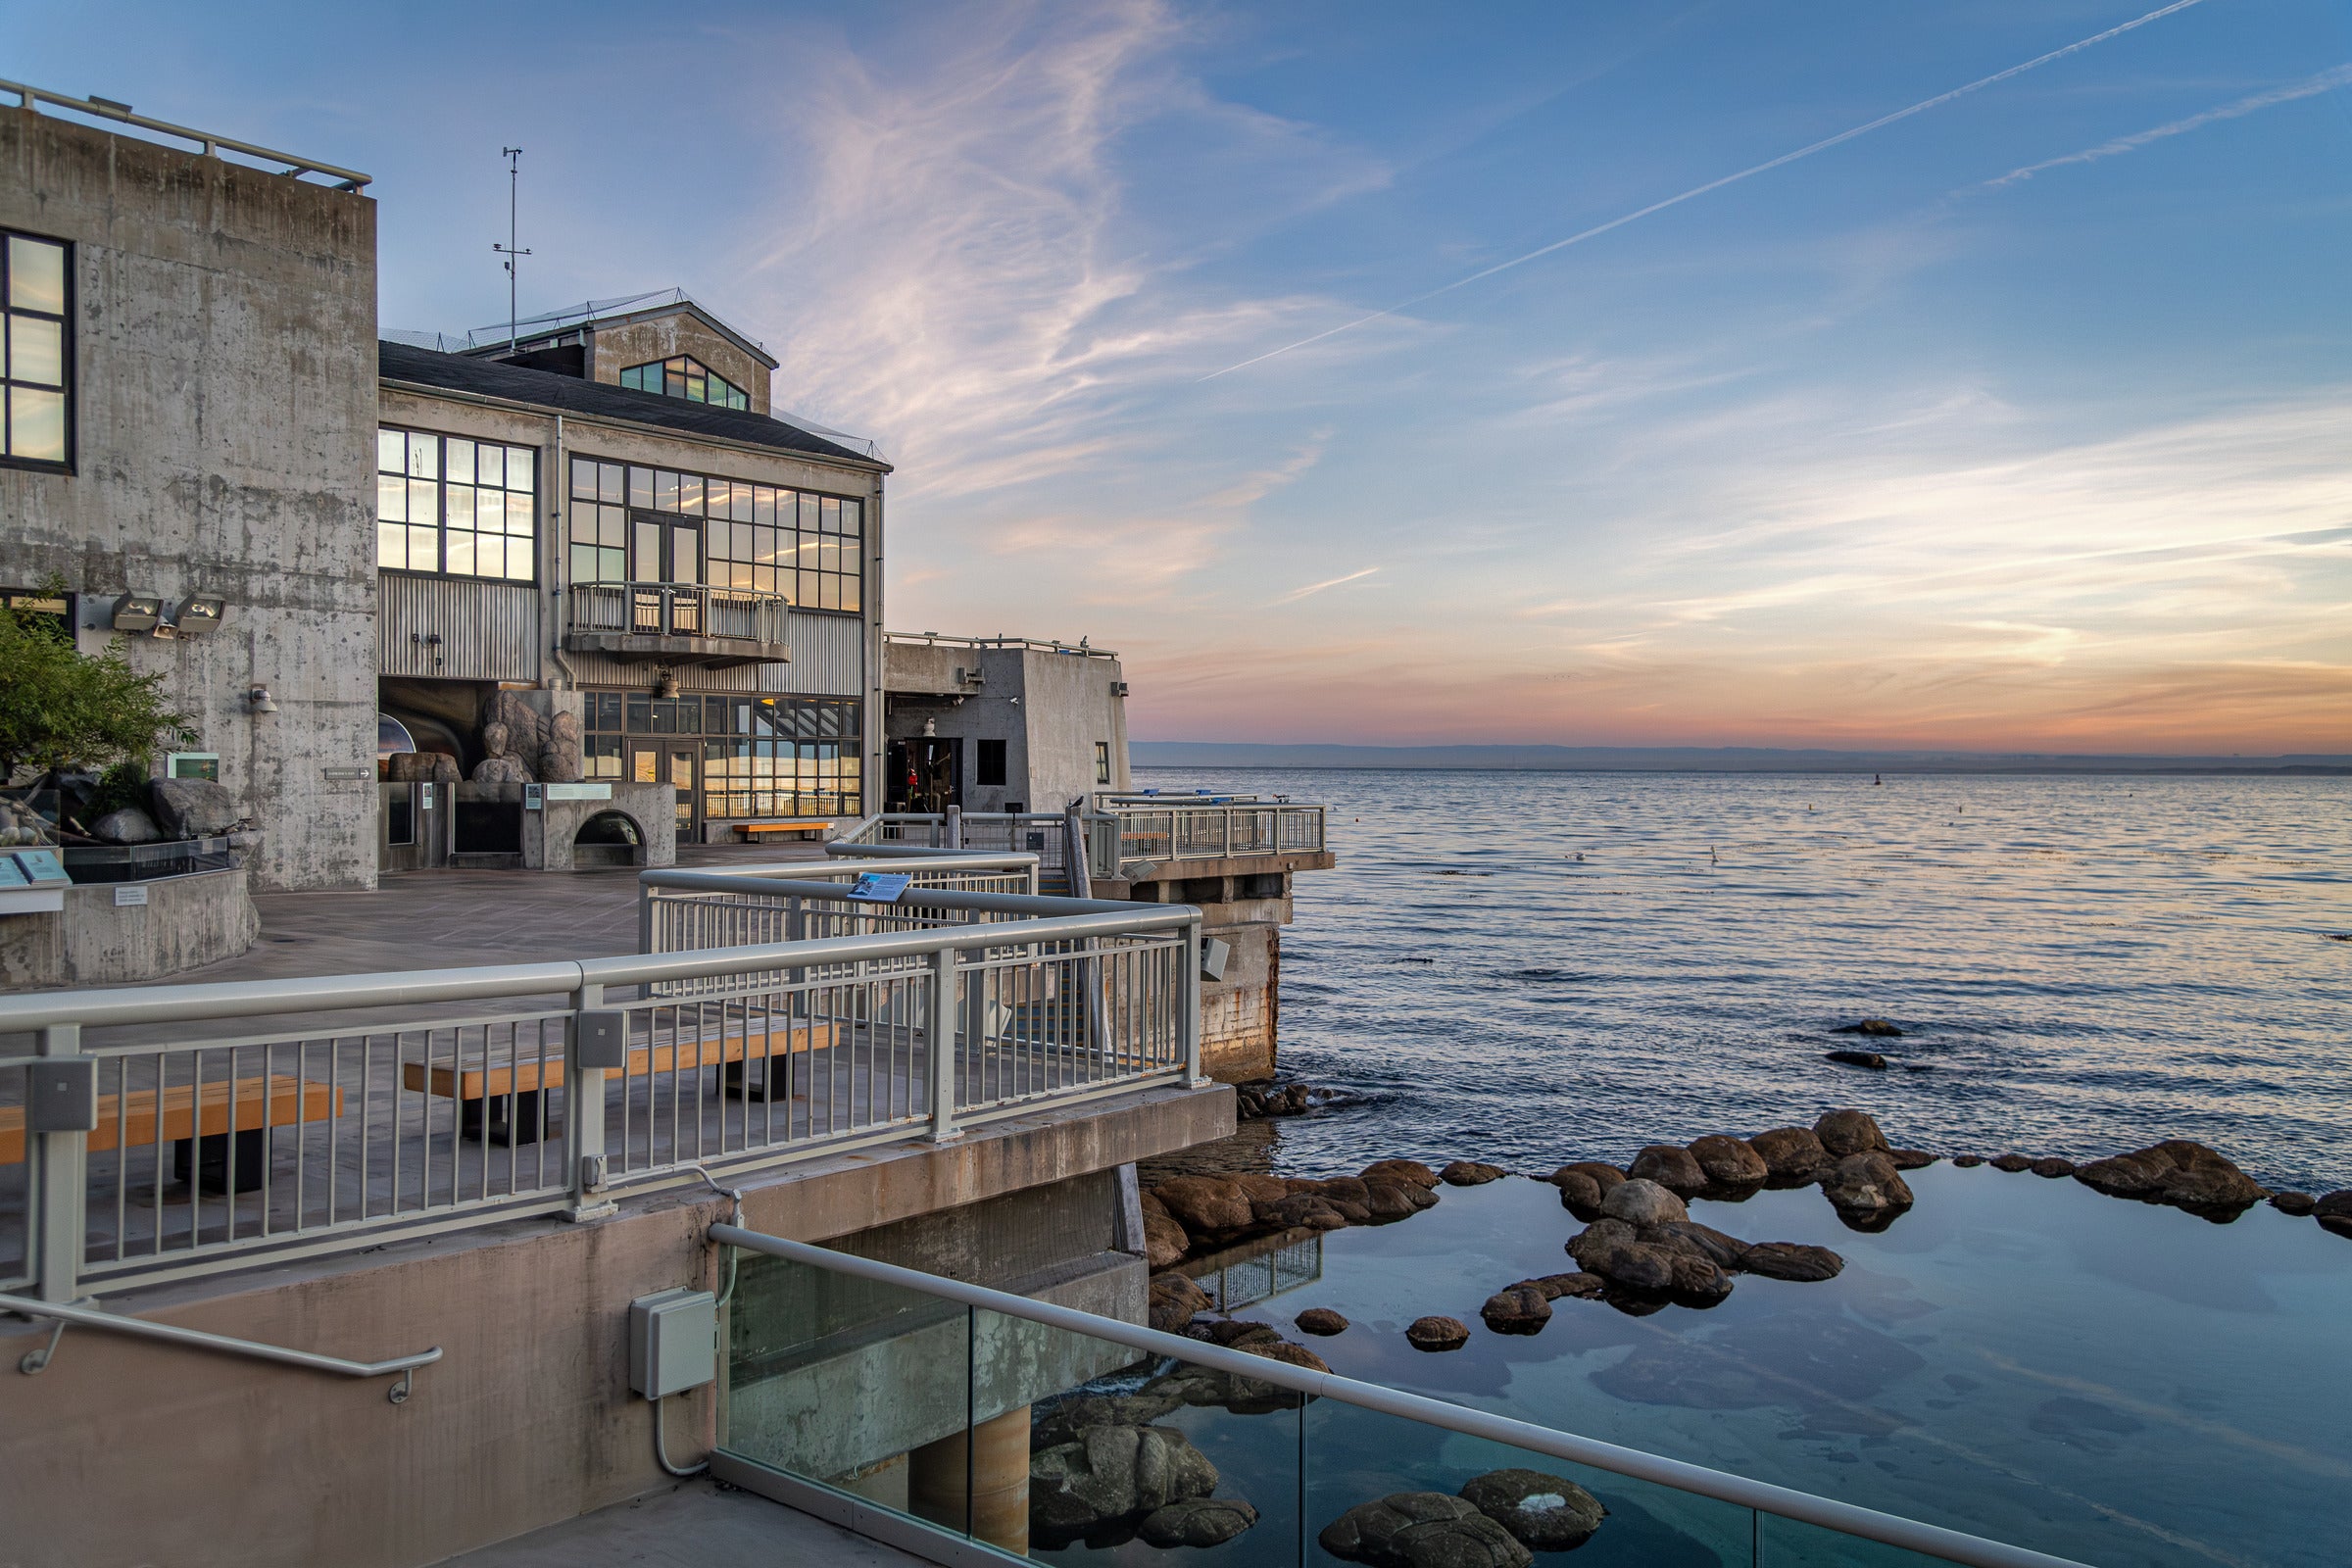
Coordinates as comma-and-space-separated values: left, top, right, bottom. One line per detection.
440, 1478, 926, 1566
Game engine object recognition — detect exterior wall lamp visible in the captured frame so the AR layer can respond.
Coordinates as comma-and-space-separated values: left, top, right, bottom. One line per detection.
247, 684, 279, 714
111, 593, 163, 633
173, 595, 227, 635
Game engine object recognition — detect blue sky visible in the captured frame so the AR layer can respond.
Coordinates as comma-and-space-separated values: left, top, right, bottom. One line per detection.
13, 1, 2350, 751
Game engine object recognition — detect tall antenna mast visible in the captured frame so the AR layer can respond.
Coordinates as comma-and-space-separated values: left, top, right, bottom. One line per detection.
492, 148, 531, 353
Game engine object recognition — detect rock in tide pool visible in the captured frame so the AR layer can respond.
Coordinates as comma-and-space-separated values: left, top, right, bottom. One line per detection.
1362, 1158, 1441, 1190
1568, 1218, 1737, 1304
1748, 1126, 1833, 1180
1254, 1193, 1348, 1232
1148, 1273, 1209, 1334
1363, 1180, 1438, 1221
1201, 1320, 1280, 1349
1989, 1154, 2034, 1173
2270, 1192, 2316, 1216
2031, 1157, 2077, 1179
1600, 1178, 1689, 1225
1688, 1134, 1769, 1190
1458, 1469, 1606, 1551
1238, 1339, 1331, 1373
1628, 1144, 1709, 1197
1142, 1208, 1190, 1270
1152, 1176, 1254, 1234
2315, 1191, 2352, 1238
1952, 1153, 1986, 1167
1139, 1496, 1258, 1548
1553, 1160, 1627, 1196
1550, 1167, 1605, 1218
1405, 1316, 1470, 1351
1740, 1241, 1846, 1282
1825, 1050, 1887, 1070
1507, 1271, 1606, 1300
2074, 1142, 2269, 1216
1836, 1018, 1905, 1037
1029, 1424, 1220, 1546
1814, 1108, 1892, 1158
1821, 1151, 1914, 1229
1480, 1287, 1552, 1336
1230, 1172, 1290, 1203
1888, 1149, 1938, 1170
1441, 1159, 1507, 1186
1296, 1307, 1349, 1337
1319, 1493, 1533, 1568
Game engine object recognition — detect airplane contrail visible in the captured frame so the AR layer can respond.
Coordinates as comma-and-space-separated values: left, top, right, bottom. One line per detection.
1198, 0, 2210, 382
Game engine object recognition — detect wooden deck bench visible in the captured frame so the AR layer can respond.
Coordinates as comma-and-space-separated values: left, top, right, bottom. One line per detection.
0, 1074, 344, 1193
401, 1020, 840, 1143
731, 818, 835, 842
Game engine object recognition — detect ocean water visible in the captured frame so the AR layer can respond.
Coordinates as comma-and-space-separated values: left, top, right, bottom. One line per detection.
1136, 769, 2352, 1193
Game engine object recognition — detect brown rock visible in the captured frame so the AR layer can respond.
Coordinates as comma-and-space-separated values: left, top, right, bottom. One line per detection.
1142, 1209, 1190, 1270
1648, 1219, 1750, 1271
1254, 1194, 1348, 1232
1822, 1151, 1914, 1223
1153, 1175, 1255, 1234
1229, 1172, 1290, 1203
2313, 1191, 2352, 1238
1312, 1176, 1374, 1205
1362, 1182, 1423, 1221
1551, 1168, 1605, 1217
1836, 1017, 1905, 1037
1318, 1492, 1532, 1568
1824, 1050, 1887, 1070
1952, 1154, 1985, 1167
1202, 1319, 1281, 1348
1295, 1307, 1349, 1337
1534, 1271, 1606, 1299
1628, 1144, 1708, 1197
1688, 1134, 1769, 1189
1326, 1199, 1374, 1224
1239, 1339, 1331, 1373
1888, 1149, 1938, 1170
1148, 1273, 1209, 1334
1740, 1242, 1846, 1282
1599, 1178, 1688, 1225
1558, 1161, 1627, 1195
1748, 1127, 1832, 1180
1458, 1468, 1606, 1553
1815, 1108, 1893, 1158
1139, 1189, 1172, 1220
2269, 1192, 2316, 1216
2031, 1156, 2077, 1179
1362, 1158, 1441, 1190
1989, 1153, 2034, 1173
1440, 1159, 1507, 1186
2073, 1142, 2269, 1215
1480, 1287, 1553, 1336
1405, 1316, 1471, 1351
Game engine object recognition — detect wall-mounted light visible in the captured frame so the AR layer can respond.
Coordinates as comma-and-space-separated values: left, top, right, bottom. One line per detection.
657, 672, 681, 700
247, 685, 279, 714
173, 595, 227, 636
112, 593, 163, 634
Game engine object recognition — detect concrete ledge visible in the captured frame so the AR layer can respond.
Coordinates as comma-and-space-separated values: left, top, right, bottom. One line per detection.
0, 867, 259, 990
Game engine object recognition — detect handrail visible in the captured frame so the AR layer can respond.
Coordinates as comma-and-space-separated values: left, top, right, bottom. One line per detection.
0, 79, 371, 189
662, 853, 1038, 880
710, 1225, 2097, 1568
3, 1294, 439, 1399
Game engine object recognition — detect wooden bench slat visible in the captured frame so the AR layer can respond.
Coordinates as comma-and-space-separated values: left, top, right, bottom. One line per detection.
0, 1074, 343, 1166
402, 1021, 841, 1102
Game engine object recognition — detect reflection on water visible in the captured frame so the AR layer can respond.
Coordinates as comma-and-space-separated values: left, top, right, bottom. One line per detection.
1180, 1229, 1326, 1314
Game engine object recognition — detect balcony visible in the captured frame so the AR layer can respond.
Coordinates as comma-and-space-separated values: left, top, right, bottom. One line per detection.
563, 581, 792, 668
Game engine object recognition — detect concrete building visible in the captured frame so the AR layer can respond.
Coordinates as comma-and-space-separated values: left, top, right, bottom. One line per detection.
881, 633, 1130, 814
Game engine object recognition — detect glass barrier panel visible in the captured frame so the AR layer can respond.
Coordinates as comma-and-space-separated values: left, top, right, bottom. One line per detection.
1302, 1397, 1756, 1568
972, 1304, 1303, 1566
718, 1249, 974, 1539
1757, 1512, 1959, 1568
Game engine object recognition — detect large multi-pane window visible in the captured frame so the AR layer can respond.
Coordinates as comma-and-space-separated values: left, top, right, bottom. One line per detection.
617, 355, 750, 411
2, 231, 70, 467
376, 427, 539, 579
581, 691, 861, 817
566, 458, 863, 612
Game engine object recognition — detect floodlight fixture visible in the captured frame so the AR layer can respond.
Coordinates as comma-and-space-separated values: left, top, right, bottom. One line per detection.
111, 593, 163, 633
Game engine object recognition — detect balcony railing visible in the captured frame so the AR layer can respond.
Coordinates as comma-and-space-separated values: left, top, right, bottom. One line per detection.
563, 581, 792, 666
835, 801, 1328, 883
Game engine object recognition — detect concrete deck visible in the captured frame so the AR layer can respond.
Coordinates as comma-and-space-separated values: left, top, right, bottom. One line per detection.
441, 1479, 928, 1566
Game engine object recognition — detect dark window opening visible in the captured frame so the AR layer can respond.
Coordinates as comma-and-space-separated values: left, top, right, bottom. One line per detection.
1095, 741, 1112, 785
976, 738, 1007, 787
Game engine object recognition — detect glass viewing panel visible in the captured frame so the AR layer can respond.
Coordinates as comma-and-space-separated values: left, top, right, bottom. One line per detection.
375, 426, 539, 579
581, 690, 860, 818
3, 231, 71, 466
618, 353, 751, 410
567, 457, 862, 612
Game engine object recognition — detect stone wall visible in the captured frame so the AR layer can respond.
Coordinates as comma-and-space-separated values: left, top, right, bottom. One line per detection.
0, 868, 259, 989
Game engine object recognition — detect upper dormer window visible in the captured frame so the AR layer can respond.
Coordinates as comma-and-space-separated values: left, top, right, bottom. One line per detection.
618, 355, 750, 411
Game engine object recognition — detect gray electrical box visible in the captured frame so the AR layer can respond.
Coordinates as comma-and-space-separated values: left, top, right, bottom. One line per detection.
575, 1010, 627, 1069
1200, 937, 1232, 983
629, 1288, 716, 1399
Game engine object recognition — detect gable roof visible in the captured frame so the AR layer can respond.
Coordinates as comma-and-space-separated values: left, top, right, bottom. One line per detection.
377, 340, 887, 470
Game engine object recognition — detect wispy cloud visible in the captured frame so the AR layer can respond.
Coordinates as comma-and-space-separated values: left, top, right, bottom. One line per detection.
1266, 565, 1382, 607
1972, 61, 2352, 191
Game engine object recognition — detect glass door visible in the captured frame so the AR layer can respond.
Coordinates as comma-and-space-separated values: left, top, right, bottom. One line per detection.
632, 742, 699, 842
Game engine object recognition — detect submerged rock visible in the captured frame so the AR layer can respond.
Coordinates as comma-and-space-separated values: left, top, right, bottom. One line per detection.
1405, 1316, 1470, 1351
2314, 1191, 2352, 1238
1479, 1287, 1553, 1336
1139, 1496, 1259, 1547
1319, 1493, 1533, 1568
1600, 1178, 1689, 1225
1952, 1153, 1986, 1167
1888, 1149, 1938, 1170
1458, 1469, 1606, 1552
1836, 1018, 1905, 1037
1814, 1108, 1893, 1158
1628, 1144, 1709, 1197
2074, 1142, 2269, 1216
2270, 1192, 2316, 1216
1440, 1159, 1507, 1187
2031, 1157, 2077, 1179
1030, 1423, 1220, 1546
1749, 1126, 1833, 1180
1825, 1050, 1887, 1070
1989, 1154, 2034, 1173
1295, 1306, 1349, 1337
1688, 1134, 1769, 1190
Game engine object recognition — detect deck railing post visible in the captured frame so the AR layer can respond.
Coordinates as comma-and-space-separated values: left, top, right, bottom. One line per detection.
1183, 916, 1206, 1087
566, 981, 618, 1220
30, 1023, 91, 1302
927, 945, 961, 1143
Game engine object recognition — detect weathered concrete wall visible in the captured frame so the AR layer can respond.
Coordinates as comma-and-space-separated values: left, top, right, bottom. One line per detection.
1200, 915, 1277, 1082
1020, 647, 1129, 809
525, 780, 675, 870
0, 108, 379, 892
0, 1083, 1230, 1568
588, 313, 773, 415
0, 867, 259, 989
881, 643, 1127, 814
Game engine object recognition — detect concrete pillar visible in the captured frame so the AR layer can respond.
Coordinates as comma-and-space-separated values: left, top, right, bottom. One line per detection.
909, 1404, 1031, 1555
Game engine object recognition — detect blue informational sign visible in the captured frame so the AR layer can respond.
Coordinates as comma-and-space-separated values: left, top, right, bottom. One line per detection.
846, 872, 912, 905
12, 850, 70, 885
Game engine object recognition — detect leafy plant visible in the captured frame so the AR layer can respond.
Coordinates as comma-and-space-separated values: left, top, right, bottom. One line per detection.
84, 760, 153, 820
0, 579, 196, 779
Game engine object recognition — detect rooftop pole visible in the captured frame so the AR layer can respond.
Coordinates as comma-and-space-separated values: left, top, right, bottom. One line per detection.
492, 147, 531, 353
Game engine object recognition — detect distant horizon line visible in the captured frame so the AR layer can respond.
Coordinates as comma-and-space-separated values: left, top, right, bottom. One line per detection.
1129, 740, 2351, 776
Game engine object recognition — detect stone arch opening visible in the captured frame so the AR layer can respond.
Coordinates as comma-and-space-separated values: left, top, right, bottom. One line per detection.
571, 809, 646, 869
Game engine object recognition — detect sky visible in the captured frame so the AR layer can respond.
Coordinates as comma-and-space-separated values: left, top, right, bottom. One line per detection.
11, 1, 2352, 753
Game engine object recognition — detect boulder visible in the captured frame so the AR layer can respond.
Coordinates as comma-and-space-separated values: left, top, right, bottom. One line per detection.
1310, 1176, 1374, 1205
2031, 1157, 2077, 1179
1556, 1161, 1626, 1195
2314, 1191, 2352, 1238
2269, 1192, 2316, 1216
1599, 1178, 1688, 1225
1825, 1050, 1887, 1070
1153, 1176, 1255, 1234
1952, 1153, 1986, 1167
1740, 1242, 1846, 1282
1142, 1210, 1190, 1270
1030, 1424, 1219, 1545
1628, 1144, 1708, 1197
148, 777, 242, 838
1148, 1273, 1209, 1334
1440, 1160, 1506, 1187
1510, 1271, 1604, 1300
1989, 1154, 2034, 1173
1748, 1127, 1832, 1180
1479, 1287, 1552, 1336
2073, 1142, 2269, 1215
1405, 1316, 1470, 1351
1318, 1492, 1533, 1568
539, 709, 584, 784
1814, 1108, 1892, 1158
1835, 1018, 1904, 1037
1139, 1497, 1258, 1548
1363, 1182, 1425, 1221
1362, 1158, 1441, 1191
1296, 1307, 1349, 1337
1821, 1151, 1914, 1225
1648, 1219, 1750, 1271
1688, 1134, 1769, 1190
1567, 1218, 1736, 1303
1031, 1389, 1188, 1448
1254, 1194, 1348, 1232
471, 755, 532, 786
1229, 1172, 1291, 1203
92, 807, 159, 845
1458, 1468, 1607, 1552
1239, 1339, 1331, 1373
1327, 1199, 1375, 1224
1550, 1168, 1604, 1217
1888, 1149, 1938, 1170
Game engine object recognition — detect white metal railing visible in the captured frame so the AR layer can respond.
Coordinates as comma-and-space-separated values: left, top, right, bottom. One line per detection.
0, 80, 371, 189
712, 1227, 2098, 1568
836, 801, 1324, 881
882, 630, 1118, 661
833, 812, 1105, 884
0, 892, 1202, 1301
564, 581, 791, 648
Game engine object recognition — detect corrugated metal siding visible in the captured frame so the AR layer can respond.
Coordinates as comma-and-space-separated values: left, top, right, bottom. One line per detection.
378, 575, 540, 681
561, 612, 863, 696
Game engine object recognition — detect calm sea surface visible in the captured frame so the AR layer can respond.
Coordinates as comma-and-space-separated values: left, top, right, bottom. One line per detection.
1137, 768, 2352, 1192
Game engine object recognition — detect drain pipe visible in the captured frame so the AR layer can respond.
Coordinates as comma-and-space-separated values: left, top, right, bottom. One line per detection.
651, 1166, 745, 1479
549, 412, 578, 691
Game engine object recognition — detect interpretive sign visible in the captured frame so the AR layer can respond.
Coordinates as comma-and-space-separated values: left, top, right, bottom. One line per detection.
544, 783, 612, 802
846, 872, 912, 905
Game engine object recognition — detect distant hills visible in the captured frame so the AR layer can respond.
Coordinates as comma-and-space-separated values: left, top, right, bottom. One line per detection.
1130, 742, 2351, 775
